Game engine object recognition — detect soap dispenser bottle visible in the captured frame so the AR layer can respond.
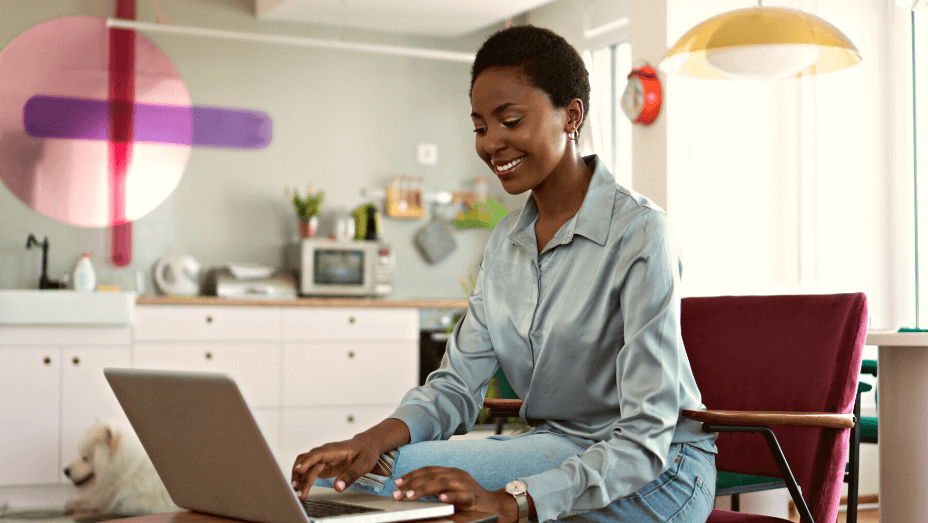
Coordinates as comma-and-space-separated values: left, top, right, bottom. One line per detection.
74, 253, 96, 291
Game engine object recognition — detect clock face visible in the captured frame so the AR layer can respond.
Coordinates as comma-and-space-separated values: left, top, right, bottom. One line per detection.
621, 76, 645, 122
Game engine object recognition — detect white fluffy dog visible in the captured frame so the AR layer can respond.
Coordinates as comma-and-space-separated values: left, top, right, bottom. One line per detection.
63, 419, 180, 515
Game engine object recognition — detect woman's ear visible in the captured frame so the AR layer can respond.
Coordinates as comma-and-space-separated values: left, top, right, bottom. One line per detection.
565, 98, 585, 134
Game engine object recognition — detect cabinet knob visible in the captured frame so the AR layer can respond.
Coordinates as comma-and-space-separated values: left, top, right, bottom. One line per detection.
347, 415, 355, 423
43, 356, 51, 365
72, 357, 80, 366
205, 352, 213, 360
206, 316, 213, 323
348, 316, 355, 324
347, 351, 355, 359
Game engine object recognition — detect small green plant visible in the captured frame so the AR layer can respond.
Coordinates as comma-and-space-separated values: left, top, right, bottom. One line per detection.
292, 187, 324, 222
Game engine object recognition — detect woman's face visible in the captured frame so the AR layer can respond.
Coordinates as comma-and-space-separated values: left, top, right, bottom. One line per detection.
470, 66, 571, 195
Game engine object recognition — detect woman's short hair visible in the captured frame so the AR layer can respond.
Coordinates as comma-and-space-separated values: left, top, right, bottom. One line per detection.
470, 25, 591, 132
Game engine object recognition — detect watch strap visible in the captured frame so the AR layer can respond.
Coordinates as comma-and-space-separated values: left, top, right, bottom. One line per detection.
506, 480, 529, 523
514, 491, 529, 523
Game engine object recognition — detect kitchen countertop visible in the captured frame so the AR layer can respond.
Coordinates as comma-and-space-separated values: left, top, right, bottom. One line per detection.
137, 295, 468, 309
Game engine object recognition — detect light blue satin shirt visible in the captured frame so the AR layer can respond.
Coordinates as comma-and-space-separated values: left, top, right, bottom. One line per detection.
390, 155, 717, 522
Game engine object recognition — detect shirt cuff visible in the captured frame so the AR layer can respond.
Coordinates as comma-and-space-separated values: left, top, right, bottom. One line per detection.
388, 404, 436, 443
522, 467, 574, 523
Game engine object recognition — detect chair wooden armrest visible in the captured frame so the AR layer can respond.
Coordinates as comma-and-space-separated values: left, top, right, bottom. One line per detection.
483, 399, 523, 410
682, 409, 855, 429
482, 398, 522, 421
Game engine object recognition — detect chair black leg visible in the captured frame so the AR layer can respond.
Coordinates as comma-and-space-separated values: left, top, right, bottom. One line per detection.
845, 391, 862, 523
704, 424, 815, 523
495, 416, 505, 435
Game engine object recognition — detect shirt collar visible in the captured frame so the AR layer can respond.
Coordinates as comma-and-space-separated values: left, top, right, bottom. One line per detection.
508, 155, 615, 247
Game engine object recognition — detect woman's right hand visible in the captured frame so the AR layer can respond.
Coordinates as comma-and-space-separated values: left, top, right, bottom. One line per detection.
291, 435, 382, 500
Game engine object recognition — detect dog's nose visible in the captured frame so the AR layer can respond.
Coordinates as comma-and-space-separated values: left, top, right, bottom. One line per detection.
63, 467, 71, 477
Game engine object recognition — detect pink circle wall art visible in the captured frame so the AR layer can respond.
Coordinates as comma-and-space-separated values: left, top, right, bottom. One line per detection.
0, 16, 192, 228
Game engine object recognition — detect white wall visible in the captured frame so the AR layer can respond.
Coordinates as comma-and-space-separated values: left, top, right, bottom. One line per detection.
0, 0, 496, 299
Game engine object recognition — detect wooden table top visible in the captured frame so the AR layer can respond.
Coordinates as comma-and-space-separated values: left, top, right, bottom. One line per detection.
867, 329, 928, 346
108, 509, 497, 523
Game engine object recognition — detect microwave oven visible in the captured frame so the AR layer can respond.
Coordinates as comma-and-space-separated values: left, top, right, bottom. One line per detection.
296, 239, 394, 297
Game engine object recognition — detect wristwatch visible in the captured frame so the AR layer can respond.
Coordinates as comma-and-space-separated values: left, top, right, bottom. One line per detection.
505, 480, 529, 523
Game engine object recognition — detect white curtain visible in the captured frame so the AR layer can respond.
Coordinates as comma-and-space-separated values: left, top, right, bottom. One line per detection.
580, 50, 606, 166
582, 43, 633, 187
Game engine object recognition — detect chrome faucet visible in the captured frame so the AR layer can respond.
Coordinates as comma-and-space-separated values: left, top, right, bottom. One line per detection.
26, 234, 63, 289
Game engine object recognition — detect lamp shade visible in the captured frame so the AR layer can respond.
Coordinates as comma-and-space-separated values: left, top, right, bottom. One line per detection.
661, 7, 862, 79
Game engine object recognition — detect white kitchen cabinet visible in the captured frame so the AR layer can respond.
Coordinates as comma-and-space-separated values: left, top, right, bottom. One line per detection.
283, 308, 418, 341
0, 326, 131, 486
280, 405, 398, 462
134, 305, 281, 341
2, 303, 430, 488
132, 305, 284, 456
282, 341, 417, 406
59, 347, 132, 481
280, 308, 419, 463
0, 346, 61, 485
133, 305, 282, 407
132, 342, 281, 407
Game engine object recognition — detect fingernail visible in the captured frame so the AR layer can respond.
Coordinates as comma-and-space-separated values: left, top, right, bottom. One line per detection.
292, 481, 298, 489
393, 490, 402, 500
395, 478, 404, 486
439, 494, 448, 501
406, 490, 415, 499
336, 480, 346, 491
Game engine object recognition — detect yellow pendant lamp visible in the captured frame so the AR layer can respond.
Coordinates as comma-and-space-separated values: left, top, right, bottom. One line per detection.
660, 6, 862, 79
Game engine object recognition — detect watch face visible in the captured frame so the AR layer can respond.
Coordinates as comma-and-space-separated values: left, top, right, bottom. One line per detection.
621, 76, 645, 121
506, 480, 527, 495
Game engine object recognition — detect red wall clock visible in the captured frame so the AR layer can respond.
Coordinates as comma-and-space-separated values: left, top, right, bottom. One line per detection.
621, 64, 662, 125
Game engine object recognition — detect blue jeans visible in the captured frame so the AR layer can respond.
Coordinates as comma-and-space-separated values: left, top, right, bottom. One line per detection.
316, 425, 716, 523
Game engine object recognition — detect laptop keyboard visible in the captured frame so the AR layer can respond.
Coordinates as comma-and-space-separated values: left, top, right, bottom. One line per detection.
302, 498, 384, 519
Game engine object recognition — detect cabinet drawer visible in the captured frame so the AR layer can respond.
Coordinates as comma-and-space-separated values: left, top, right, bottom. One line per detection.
282, 341, 417, 406
283, 308, 417, 341
134, 306, 281, 341
280, 405, 398, 462
133, 343, 281, 407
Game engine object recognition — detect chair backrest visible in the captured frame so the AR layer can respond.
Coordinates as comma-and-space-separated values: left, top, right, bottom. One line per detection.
681, 293, 868, 523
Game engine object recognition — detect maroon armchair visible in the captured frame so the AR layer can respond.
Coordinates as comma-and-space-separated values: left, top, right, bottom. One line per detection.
484, 293, 868, 523
681, 293, 867, 523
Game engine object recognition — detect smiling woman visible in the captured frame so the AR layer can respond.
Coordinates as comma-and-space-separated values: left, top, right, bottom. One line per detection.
468, 26, 593, 251
290, 25, 717, 523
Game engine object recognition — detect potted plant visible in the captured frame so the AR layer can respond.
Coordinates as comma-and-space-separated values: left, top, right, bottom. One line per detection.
292, 186, 324, 238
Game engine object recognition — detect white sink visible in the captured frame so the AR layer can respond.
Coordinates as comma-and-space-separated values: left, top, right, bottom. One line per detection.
0, 290, 136, 325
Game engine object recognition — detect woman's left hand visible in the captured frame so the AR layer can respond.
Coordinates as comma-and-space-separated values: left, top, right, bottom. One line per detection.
392, 467, 519, 523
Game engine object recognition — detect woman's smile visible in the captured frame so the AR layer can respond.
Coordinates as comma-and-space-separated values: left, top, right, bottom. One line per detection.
492, 156, 526, 177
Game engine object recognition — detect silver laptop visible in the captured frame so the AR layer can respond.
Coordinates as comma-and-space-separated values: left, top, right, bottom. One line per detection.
104, 368, 455, 523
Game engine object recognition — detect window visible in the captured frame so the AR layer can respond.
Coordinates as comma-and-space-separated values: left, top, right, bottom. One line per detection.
583, 41, 632, 187
913, 11, 928, 328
